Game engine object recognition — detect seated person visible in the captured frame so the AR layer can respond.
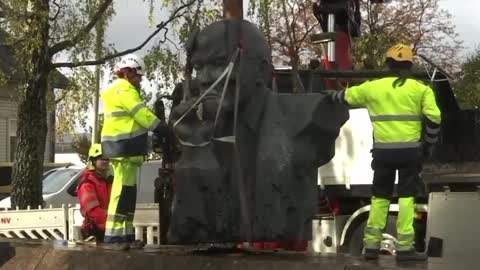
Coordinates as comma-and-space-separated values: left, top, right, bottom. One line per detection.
78, 144, 113, 243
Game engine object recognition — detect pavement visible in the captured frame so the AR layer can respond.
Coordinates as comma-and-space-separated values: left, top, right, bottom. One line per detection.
0, 239, 475, 270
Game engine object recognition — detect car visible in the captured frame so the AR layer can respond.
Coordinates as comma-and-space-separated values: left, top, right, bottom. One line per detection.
0, 162, 73, 200
0, 160, 162, 209
0, 165, 83, 208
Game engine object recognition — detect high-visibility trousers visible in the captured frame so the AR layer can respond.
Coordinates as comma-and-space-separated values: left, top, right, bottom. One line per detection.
364, 197, 416, 251
363, 148, 421, 251
104, 156, 143, 243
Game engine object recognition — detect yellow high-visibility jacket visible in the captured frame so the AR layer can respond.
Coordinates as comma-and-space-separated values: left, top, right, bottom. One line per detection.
100, 79, 160, 157
344, 77, 441, 149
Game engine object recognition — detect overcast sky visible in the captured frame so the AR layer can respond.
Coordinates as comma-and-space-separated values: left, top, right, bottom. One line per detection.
105, 0, 480, 59
80, 0, 480, 133
439, 0, 480, 54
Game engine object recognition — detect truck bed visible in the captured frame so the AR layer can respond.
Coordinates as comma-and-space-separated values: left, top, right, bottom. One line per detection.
422, 163, 480, 192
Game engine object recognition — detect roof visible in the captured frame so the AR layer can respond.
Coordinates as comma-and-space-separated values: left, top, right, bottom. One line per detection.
0, 30, 69, 89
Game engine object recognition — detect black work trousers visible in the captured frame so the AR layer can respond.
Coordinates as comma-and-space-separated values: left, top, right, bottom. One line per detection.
81, 225, 105, 243
371, 148, 423, 199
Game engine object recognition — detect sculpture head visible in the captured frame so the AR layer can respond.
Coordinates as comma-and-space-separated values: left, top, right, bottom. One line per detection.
186, 19, 272, 119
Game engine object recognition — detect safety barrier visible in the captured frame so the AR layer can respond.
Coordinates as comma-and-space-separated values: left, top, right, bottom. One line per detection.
68, 204, 84, 241
0, 205, 68, 240
0, 203, 160, 246
132, 204, 160, 246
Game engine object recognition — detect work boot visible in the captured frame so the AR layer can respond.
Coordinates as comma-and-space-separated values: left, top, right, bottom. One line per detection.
396, 250, 428, 262
100, 242, 130, 251
129, 240, 145, 249
363, 248, 379, 260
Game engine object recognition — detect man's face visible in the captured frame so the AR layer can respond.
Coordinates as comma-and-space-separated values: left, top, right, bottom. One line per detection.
188, 20, 271, 121
126, 69, 143, 90
190, 35, 237, 120
94, 157, 110, 171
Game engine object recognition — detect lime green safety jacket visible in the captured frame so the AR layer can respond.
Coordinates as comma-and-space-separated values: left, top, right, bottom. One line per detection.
101, 79, 160, 157
343, 77, 441, 149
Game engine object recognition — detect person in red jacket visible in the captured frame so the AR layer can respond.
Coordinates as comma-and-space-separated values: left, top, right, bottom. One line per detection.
78, 143, 113, 243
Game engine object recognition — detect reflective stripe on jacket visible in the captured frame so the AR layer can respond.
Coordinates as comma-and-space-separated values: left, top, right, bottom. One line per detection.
344, 77, 441, 149
78, 169, 113, 231
101, 79, 160, 157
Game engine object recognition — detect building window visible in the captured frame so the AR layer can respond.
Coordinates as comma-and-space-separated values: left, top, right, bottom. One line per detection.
8, 119, 17, 162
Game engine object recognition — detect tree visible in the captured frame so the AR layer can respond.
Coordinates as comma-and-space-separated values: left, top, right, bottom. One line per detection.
353, 0, 463, 73
144, 0, 222, 98
248, 0, 319, 92
0, 0, 194, 209
453, 48, 480, 109
55, 67, 97, 140
71, 133, 91, 164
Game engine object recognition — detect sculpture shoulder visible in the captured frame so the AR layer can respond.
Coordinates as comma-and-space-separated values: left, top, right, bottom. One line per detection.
275, 93, 349, 133
169, 100, 196, 124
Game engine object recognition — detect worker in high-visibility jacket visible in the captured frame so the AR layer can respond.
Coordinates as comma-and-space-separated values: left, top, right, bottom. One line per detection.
78, 144, 113, 243
100, 54, 169, 250
328, 44, 441, 261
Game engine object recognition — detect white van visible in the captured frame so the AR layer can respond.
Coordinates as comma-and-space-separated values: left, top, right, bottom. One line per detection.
0, 160, 163, 208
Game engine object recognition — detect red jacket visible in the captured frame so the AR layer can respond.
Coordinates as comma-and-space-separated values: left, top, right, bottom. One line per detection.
77, 169, 113, 231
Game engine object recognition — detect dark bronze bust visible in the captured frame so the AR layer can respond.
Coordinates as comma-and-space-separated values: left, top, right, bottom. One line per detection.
168, 19, 349, 247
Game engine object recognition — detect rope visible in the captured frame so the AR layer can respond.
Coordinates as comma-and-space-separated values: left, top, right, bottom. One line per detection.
232, 46, 251, 241
173, 62, 233, 129
213, 48, 240, 134
172, 49, 240, 147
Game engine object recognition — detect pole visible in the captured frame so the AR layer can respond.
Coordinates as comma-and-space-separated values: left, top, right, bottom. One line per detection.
92, 66, 101, 144
91, 13, 105, 144
223, 0, 243, 19
327, 14, 335, 63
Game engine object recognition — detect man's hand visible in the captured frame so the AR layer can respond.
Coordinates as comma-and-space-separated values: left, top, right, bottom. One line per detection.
323, 90, 346, 104
154, 121, 170, 138
153, 121, 172, 151
153, 122, 177, 163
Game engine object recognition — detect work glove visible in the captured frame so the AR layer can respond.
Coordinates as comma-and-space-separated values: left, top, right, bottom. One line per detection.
152, 121, 170, 153
322, 90, 346, 104
153, 122, 177, 163
153, 121, 170, 138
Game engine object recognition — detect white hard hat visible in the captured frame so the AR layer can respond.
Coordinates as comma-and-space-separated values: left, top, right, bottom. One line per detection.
115, 54, 145, 75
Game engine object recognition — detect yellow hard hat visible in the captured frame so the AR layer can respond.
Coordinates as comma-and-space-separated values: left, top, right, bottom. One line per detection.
386, 44, 413, 63
88, 143, 103, 159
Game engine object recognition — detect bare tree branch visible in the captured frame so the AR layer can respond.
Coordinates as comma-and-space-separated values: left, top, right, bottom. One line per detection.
55, 89, 68, 104
279, 0, 294, 55
50, 0, 114, 55
51, 0, 195, 69
271, 37, 289, 48
298, 23, 318, 45
417, 54, 453, 79
166, 37, 181, 53
49, 0, 61, 21
160, 28, 170, 44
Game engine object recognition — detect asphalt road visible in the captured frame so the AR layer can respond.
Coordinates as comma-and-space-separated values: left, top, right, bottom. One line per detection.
0, 240, 476, 270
